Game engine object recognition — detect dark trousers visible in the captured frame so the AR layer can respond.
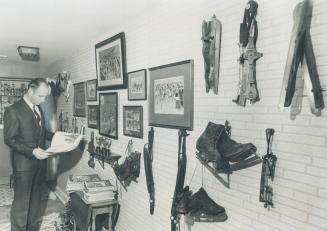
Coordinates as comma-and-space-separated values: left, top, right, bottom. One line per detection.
11, 162, 48, 231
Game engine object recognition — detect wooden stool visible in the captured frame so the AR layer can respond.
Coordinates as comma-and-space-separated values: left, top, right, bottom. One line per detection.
70, 191, 118, 231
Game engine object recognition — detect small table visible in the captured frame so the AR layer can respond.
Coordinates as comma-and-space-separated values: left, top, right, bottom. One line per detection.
70, 191, 118, 231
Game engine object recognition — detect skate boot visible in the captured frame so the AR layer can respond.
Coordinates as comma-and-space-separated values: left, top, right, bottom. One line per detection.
188, 209, 228, 222
196, 122, 230, 171
217, 130, 257, 163
188, 187, 226, 216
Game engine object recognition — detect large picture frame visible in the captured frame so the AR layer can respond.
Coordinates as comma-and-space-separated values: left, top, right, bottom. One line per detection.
95, 32, 127, 91
86, 79, 97, 101
123, 106, 143, 138
87, 105, 99, 129
128, 69, 147, 101
148, 60, 194, 130
73, 82, 86, 117
99, 92, 118, 139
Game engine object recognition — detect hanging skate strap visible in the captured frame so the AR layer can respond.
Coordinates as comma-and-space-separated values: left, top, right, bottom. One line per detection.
260, 128, 277, 209
266, 128, 274, 155
171, 130, 188, 231
148, 127, 154, 160
265, 128, 277, 179
144, 127, 155, 214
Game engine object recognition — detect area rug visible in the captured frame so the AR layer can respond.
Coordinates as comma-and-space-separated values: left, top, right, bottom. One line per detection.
0, 213, 61, 231
40, 212, 61, 231
0, 184, 13, 206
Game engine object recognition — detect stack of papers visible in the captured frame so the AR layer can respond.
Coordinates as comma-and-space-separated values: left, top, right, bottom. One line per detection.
83, 180, 116, 203
66, 174, 101, 193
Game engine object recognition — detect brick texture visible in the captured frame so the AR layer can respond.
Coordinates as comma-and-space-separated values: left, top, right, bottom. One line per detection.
47, 0, 327, 230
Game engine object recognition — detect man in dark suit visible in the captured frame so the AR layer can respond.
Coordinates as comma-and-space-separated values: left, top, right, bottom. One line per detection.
3, 78, 54, 231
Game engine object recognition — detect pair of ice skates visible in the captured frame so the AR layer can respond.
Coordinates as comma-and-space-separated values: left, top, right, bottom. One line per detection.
196, 122, 261, 173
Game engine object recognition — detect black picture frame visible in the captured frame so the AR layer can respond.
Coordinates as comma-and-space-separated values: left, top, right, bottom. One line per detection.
148, 60, 194, 130
86, 79, 97, 101
73, 82, 86, 117
123, 106, 143, 138
99, 92, 118, 139
95, 32, 127, 91
87, 105, 99, 129
128, 69, 147, 101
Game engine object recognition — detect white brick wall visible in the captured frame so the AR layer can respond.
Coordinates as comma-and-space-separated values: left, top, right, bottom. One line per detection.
47, 0, 327, 230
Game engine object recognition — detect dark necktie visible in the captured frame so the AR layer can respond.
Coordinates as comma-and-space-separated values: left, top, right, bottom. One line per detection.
33, 105, 41, 125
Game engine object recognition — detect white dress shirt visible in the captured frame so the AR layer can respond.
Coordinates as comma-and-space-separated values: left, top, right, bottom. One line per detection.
23, 95, 42, 126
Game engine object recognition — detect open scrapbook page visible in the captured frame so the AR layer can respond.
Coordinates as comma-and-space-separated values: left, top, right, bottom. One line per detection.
45, 131, 83, 154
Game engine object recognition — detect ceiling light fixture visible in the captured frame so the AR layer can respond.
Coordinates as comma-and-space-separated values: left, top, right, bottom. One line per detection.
17, 45, 40, 61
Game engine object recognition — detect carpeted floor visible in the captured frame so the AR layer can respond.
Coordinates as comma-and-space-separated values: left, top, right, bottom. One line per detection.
0, 184, 13, 206
0, 184, 65, 231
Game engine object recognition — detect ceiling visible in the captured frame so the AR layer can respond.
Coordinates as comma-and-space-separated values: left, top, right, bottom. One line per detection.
0, 0, 157, 66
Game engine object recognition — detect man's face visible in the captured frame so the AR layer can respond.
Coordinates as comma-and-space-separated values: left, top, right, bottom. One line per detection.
28, 83, 50, 105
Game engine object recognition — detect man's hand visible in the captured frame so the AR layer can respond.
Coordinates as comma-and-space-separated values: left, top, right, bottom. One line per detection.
32, 148, 49, 160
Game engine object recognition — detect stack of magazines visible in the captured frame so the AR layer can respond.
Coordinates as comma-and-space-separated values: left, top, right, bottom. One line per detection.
66, 174, 102, 193
83, 180, 116, 203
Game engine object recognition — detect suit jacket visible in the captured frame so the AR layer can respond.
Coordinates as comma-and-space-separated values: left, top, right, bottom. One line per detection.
3, 99, 53, 171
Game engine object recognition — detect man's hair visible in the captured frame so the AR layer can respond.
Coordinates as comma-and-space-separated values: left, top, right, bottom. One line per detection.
28, 78, 48, 90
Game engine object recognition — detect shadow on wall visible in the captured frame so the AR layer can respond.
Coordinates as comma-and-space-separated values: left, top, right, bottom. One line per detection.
58, 148, 84, 174
45, 134, 87, 192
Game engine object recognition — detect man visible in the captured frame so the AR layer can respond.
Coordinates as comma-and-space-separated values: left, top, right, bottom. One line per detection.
3, 78, 54, 231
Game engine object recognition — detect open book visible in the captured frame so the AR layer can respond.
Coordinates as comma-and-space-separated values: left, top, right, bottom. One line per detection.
45, 131, 83, 154
84, 180, 115, 193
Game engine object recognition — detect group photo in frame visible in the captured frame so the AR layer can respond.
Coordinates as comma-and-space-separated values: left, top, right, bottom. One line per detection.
86, 79, 97, 101
123, 106, 143, 138
148, 60, 194, 130
87, 105, 99, 129
128, 69, 147, 101
99, 92, 118, 139
73, 82, 86, 117
95, 32, 127, 90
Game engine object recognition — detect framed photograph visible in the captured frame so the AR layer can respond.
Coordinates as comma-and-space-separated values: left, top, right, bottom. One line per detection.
99, 92, 118, 139
95, 32, 127, 91
123, 106, 143, 138
73, 82, 86, 117
87, 105, 99, 129
128, 69, 147, 100
86, 79, 97, 101
149, 60, 194, 130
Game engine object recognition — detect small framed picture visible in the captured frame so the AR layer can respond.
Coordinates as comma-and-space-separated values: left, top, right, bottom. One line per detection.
99, 92, 118, 139
149, 60, 194, 130
73, 82, 86, 117
86, 79, 97, 101
128, 69, 147, 100
95, 32, 127, 91
87, 105, 99, 129
123, 106, 143, 138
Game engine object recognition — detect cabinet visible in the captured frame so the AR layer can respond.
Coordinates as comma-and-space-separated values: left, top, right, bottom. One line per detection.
0, 78, 31, 127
